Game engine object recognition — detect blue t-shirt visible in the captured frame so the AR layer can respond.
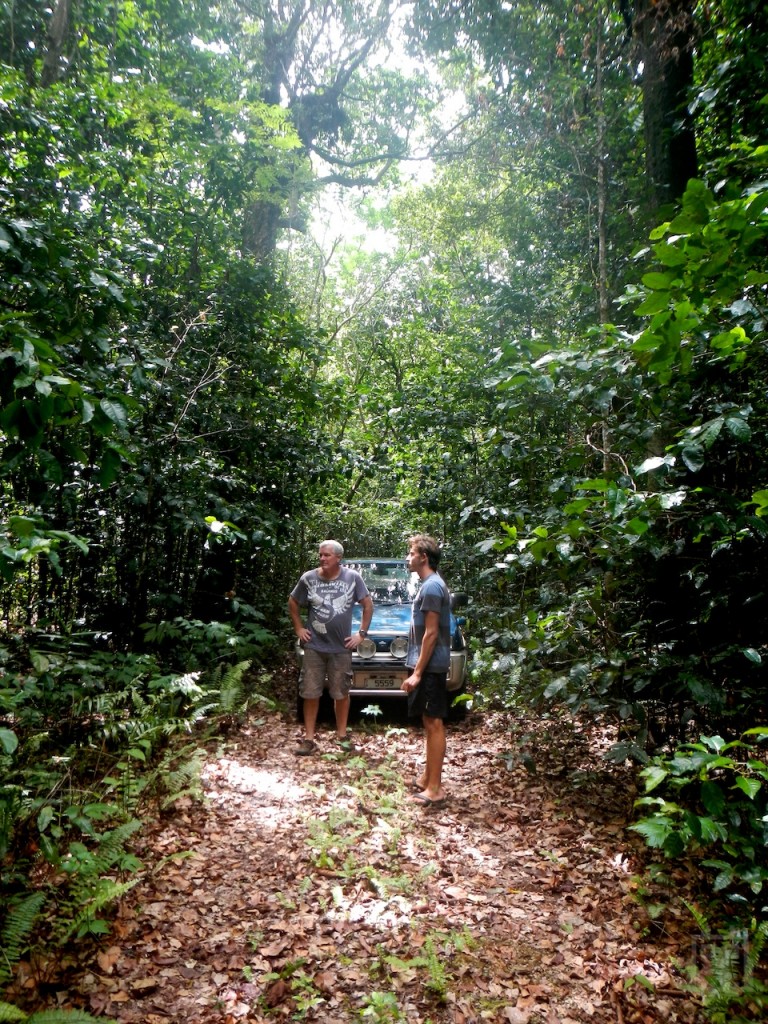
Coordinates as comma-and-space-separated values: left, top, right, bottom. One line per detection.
406, 573, 451, 673
291, 566, 369, 654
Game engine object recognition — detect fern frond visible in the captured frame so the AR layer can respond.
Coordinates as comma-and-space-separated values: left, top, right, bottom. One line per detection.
163, 756, 203, 791
29, 1010, 119, 1023
218, 660, 251, 714
0, 892, 46, 987
87, 821, 141, 878
161, 785, 201, 810
159, 707, 218, 735
708, 939, 741, 991
159, 749, 205, 808
682, 898, 709, 935
62, 821, 142, 883
746, 919, 768, 980
55, 820, 142, 943
58, 878, 138, 944
0, 999, 27, 1022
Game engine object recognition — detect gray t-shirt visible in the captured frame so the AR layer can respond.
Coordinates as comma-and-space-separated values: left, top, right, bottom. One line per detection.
291, 566, 370, 654
406, 572, 451, 673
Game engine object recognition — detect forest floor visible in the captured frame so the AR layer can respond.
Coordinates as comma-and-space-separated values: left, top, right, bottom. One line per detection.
17, 673, 720, 1024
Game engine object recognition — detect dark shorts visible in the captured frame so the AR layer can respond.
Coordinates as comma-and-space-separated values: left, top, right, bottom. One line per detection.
407, 671, 449, 720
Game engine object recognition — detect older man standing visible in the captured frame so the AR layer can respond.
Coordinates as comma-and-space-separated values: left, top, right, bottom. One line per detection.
289, 540, 373, 755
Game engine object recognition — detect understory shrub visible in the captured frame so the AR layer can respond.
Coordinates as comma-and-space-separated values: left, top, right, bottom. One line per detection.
0, 624, 275, 1017
631, 731, 768, 907
482, 176, 768, 750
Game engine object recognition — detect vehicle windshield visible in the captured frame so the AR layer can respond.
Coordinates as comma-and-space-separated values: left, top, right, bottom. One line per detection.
345, 561, 418, 605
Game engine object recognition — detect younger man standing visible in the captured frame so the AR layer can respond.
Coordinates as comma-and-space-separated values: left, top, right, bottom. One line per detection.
289, 540, 373, 755
401, 533, 452, 806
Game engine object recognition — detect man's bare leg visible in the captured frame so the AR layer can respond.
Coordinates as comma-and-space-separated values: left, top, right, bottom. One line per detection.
334, 694, 350, 739
302, 697, 320, 741
415, 715, 446, 801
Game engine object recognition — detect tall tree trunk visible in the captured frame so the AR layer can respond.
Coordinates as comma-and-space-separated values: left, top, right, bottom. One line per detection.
241, 3, 309, 261
596, 19, 609, 331
595, 16, 611, 475
41, 0, 71, 87
242, 199, 282, 262
634, 0, 698, 208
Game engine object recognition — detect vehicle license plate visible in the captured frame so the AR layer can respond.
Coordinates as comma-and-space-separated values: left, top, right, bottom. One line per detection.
361, 676, 400, 689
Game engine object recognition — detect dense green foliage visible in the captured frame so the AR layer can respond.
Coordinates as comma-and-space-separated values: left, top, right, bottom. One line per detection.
632, 731, 768, 899
1, 0, 768, 1010
484, 174, 768, 748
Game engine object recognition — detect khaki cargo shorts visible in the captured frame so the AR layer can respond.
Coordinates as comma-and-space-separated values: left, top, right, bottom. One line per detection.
299, 648, 353, 700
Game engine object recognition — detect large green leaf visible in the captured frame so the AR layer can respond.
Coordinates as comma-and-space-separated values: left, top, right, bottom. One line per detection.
733, 776, 762, 800
0, 728, 18, 754
629, 817, 675, 848
700, 780, 726, 816
99, 398, 128, 429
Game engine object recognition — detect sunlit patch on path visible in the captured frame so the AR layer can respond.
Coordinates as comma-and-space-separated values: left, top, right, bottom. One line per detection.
203, 758, 312, 810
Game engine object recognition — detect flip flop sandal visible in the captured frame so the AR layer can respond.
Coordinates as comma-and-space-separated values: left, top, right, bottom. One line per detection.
411, 792, 447, 808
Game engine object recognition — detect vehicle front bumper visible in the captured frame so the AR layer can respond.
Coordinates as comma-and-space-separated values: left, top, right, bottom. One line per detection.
295, 644, 467, 698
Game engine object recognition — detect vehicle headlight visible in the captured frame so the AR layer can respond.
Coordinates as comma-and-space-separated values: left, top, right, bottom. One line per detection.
390, 636, 408, 659
357, 638, 377, 659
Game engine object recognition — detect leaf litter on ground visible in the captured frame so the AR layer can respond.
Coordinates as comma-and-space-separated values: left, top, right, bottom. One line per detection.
10, 697, 713, 1024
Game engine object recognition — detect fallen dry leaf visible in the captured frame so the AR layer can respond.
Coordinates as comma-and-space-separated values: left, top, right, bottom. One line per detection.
96, 946, 121, 974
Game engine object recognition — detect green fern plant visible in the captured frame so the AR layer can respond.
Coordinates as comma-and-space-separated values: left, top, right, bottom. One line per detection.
359, 991, 404, 1022
54, 820, 142, 943
744, 918, 768, 981
421, 937, 448, 1001
0, 893, 46, 988
0, 894, 116, 1023
101, 749, 150, 815
216, 660, 251, 715
681, 903, 768, 1023
141, 616, 274, 671
57, 877, 138, 944
381, 937, 448, 1003
0, 1005, 119, 1022
157, 745, 207, 809
0, 1004, 25, 1022
304, 808, 369, 870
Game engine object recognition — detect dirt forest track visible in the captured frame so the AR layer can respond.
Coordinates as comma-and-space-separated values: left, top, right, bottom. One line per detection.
48, 689, 709, 1024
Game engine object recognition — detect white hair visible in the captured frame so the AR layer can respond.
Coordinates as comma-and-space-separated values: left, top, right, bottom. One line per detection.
319, 539, 344, 557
